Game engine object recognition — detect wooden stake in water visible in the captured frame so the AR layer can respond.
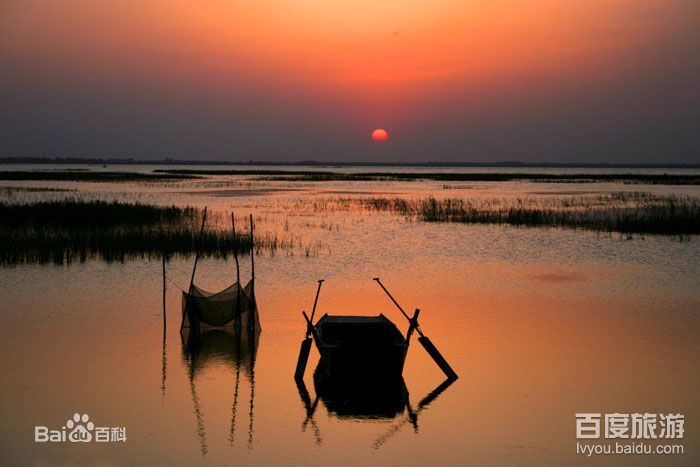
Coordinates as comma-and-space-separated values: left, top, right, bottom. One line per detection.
250, 214, 255, 288
161, 253, 168, 400
232, 213, 241, 326
249, 214, 256, 329
182, 207, 207, 334
162, 254, 167, 330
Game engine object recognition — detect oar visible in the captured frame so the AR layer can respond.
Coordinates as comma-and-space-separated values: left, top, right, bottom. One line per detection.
373, 278, 458, 380
294, 279, 324, 380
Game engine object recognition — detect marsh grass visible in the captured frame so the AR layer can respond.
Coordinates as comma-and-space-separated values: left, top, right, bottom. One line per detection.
154, 169, 334, 176
308, 193, 699, 236
156, 169, 700, 185
0, 200, 276, 265
2, 186, 77, 194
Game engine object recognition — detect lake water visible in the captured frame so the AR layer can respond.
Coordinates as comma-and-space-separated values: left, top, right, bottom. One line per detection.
1, 166, 698, 466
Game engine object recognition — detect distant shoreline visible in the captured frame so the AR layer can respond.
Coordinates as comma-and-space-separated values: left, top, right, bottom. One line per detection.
0, 157, 698, 169
1, 169, 697, 184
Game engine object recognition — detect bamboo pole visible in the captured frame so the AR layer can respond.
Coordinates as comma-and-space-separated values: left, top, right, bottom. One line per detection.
249, 214, 256, 329
249, 214, 255, 285
232, 213, 241, 326
162, 253, 167, 399
229, 331, 242, 445
247, 341, 257, 450
188, 207, 207, 293
162, 255, 167, 330
182, 207, 207, 334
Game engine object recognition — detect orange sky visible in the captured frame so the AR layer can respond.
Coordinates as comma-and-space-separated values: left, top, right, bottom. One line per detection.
1, 0, 698, 161
2, 1, 670, 96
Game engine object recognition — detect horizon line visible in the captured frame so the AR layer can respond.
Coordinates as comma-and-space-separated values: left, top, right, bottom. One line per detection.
0, 157, 698, 169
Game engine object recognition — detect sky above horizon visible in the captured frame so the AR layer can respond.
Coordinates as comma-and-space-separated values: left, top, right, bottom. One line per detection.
1, 1, 699, 163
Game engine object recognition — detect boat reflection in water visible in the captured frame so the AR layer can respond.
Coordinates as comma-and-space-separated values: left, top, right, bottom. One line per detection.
296, 363, 455, 448
181, 326, 260, 457
313, 365, 408, 419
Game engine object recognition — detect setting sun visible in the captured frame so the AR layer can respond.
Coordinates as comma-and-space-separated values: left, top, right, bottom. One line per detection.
371, 128, 389, 142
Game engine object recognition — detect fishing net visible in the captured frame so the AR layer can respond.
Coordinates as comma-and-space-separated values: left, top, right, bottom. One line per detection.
181, 279, 259, 329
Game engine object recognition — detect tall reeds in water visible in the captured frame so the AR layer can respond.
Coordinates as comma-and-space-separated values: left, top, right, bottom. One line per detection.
0, 200, 257, 265
358, 193, 700, 236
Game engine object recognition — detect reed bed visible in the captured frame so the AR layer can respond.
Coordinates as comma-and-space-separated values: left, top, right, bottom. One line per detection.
300, 172, 698, 184
304, 193, 699, 236
363, 195, 699, 235
155, 169, 700, 185
0, 200, 271, 265
2, 186, 76, 194
154, 169, 334, 176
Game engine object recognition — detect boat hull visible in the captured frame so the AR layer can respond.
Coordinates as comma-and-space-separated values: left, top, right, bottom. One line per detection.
313, 314, 408, 381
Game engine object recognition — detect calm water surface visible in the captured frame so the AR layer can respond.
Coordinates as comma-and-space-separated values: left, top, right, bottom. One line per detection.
1, 167, 698, 466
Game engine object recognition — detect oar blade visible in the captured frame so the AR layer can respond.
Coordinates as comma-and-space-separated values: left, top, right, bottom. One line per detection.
418, 336, 458, 380
294, 337, 313, 380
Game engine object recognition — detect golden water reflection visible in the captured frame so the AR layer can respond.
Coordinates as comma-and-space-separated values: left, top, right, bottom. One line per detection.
180, 327, 260, 456
0, 179, 698, 465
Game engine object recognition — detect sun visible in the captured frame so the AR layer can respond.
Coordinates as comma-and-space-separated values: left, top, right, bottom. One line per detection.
371, 128, 388, 142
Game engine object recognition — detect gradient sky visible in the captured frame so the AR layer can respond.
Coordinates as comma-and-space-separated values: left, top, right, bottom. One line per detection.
1, 0, 698, 162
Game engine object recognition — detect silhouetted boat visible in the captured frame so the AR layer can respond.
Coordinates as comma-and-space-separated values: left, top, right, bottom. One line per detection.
312, 314, 408, 380
294, 278, 458, 382
292, 279, 458, 448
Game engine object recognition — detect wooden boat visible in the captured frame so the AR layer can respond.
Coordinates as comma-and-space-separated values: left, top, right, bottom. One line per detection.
311, 314, 408, 380
294, 278, 458, 382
